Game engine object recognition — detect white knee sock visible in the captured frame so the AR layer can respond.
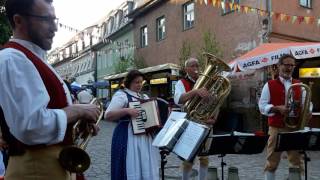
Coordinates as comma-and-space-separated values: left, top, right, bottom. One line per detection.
198, 165, 208, 180
264, 171, 275, 180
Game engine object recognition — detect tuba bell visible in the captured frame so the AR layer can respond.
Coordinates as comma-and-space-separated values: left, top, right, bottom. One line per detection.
59, 98, 104, 173
184, 52, 232, 123
284, 83, 312, 130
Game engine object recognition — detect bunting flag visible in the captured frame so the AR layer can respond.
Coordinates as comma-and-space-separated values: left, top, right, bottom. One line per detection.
292, 16, 297, 24
244, 6, 249, 13
280, 14, 286, 21
193, 1, 320, 28
297, 16, 305, 24
212, 0, 217, 7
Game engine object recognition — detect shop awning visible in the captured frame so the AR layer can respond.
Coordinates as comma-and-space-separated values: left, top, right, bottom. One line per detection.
104, 63, 180, 80
230, 42, 320, 72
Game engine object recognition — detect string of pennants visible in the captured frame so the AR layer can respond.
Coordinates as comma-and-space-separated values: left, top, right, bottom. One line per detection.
57, 22, 101, 39
49, 41, 136, 60
196, 0, 320, 26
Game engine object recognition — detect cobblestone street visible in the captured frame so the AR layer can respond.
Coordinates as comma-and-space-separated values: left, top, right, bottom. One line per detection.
85, 121, 320, 180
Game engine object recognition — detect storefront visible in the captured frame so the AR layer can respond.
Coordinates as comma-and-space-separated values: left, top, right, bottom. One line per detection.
104, 63, 180, 102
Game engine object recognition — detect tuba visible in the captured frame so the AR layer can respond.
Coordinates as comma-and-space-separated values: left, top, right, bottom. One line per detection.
59, 98, 104, 173
184, 52, 232, 124
284, 83, 312, 130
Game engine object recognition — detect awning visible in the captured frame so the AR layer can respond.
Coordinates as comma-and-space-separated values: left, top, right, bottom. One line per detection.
104, 63, 180, 80
230, 42, 320, 72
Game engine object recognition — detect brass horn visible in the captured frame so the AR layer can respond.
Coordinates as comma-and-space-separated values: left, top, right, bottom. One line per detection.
184, 52, 232, 123
284, 83, 312, 130
59, 98, 104, 173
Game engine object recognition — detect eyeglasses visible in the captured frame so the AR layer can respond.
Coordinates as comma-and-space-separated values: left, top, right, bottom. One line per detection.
281, 63, 296, 67
21, 13, 59, 25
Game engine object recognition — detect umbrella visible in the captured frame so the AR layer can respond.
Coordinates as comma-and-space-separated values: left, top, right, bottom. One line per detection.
230, 42, 320, 72
70, 82, 81, 92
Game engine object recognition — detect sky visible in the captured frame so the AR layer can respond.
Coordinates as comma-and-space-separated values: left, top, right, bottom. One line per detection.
52, 0, 126, 49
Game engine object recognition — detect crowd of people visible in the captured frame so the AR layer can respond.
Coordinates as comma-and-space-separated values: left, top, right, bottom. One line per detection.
0, 0, 313, 180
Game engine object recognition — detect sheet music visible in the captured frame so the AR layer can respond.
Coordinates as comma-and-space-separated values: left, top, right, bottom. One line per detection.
152, 112, 187, 148
173, 121, 209, 161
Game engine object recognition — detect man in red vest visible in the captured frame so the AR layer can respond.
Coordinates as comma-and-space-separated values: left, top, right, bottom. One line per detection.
259, 55, 305, 180
0, 0, 100, 179
174, 57, 217, 180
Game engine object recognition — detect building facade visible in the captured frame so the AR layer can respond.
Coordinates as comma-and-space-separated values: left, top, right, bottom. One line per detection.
130, 0, 267, 66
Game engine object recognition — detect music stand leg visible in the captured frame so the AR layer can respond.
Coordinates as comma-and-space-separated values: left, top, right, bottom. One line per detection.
301, 151, 310, 180
219, 154, 226, 180
160, 149, 169, 180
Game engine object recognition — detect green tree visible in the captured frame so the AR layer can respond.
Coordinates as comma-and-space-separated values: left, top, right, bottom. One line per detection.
132, 55, 146, 69
0, 0, 12, 46
178, 39, 193, 76
114, 55, 147, 73
178, 39, 192, 68
197, 30, 223, 69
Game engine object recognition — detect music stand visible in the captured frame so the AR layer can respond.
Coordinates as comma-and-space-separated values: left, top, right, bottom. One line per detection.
275, 130, 320, 180
200, 134, 268, 180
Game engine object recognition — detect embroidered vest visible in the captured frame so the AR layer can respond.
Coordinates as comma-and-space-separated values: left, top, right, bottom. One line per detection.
267, 78, 301, 128
181, 77, 195, 92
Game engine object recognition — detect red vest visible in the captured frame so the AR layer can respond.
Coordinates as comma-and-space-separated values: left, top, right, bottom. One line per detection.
267, 78, 301, 127
181, 77, 195, 92
0, 42, 69, 155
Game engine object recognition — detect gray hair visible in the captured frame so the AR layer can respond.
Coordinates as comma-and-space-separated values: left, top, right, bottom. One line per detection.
184, 57, 199, 67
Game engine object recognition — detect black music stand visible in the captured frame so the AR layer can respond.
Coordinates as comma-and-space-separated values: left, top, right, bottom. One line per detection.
200, 134, 268, 180
275, 130, 320, 180
159, 148, 170, 180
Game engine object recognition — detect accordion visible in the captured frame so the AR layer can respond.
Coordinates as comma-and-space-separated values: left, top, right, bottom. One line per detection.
129, 100, 161, 135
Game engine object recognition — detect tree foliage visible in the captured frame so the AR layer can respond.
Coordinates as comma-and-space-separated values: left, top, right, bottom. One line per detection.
197, 30, 223, 69
178, 39, 193, 76
178, 30, 223, 72
114, 55, 147, 73
0, 0, 12, 46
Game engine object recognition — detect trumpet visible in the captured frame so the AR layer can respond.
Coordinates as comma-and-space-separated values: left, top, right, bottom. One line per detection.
59, 98, 104, 173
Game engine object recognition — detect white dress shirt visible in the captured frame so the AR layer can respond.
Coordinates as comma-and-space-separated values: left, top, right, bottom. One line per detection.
258, 76, 312, 117
78, 89, 93, 104
174, 76, 196, 106
0, 39, 72, 145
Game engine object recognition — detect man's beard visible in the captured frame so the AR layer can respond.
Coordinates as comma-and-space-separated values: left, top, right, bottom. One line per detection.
27, 26, 51, 50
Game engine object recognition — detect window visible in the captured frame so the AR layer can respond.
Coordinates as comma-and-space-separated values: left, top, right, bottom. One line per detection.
300, 0, 312, 8
156, 16, 166, 41
221, 0, 240, 15
183, 1, 194, 30
140, 26, 148, 48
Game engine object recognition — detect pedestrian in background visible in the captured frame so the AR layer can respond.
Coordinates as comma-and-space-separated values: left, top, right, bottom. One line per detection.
78, 87, 94, 104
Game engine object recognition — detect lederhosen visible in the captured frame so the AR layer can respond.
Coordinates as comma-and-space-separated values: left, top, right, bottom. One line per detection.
0, 42, 71, 179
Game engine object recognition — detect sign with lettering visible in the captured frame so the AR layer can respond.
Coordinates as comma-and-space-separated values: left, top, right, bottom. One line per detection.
231, 43, 320, 72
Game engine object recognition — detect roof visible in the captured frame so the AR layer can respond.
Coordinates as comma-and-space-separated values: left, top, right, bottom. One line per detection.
127, 0, 164, 19
104, 63, 180, 80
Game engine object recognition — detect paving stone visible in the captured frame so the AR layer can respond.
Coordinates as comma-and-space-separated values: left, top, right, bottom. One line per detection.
85, 121, 320, 180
